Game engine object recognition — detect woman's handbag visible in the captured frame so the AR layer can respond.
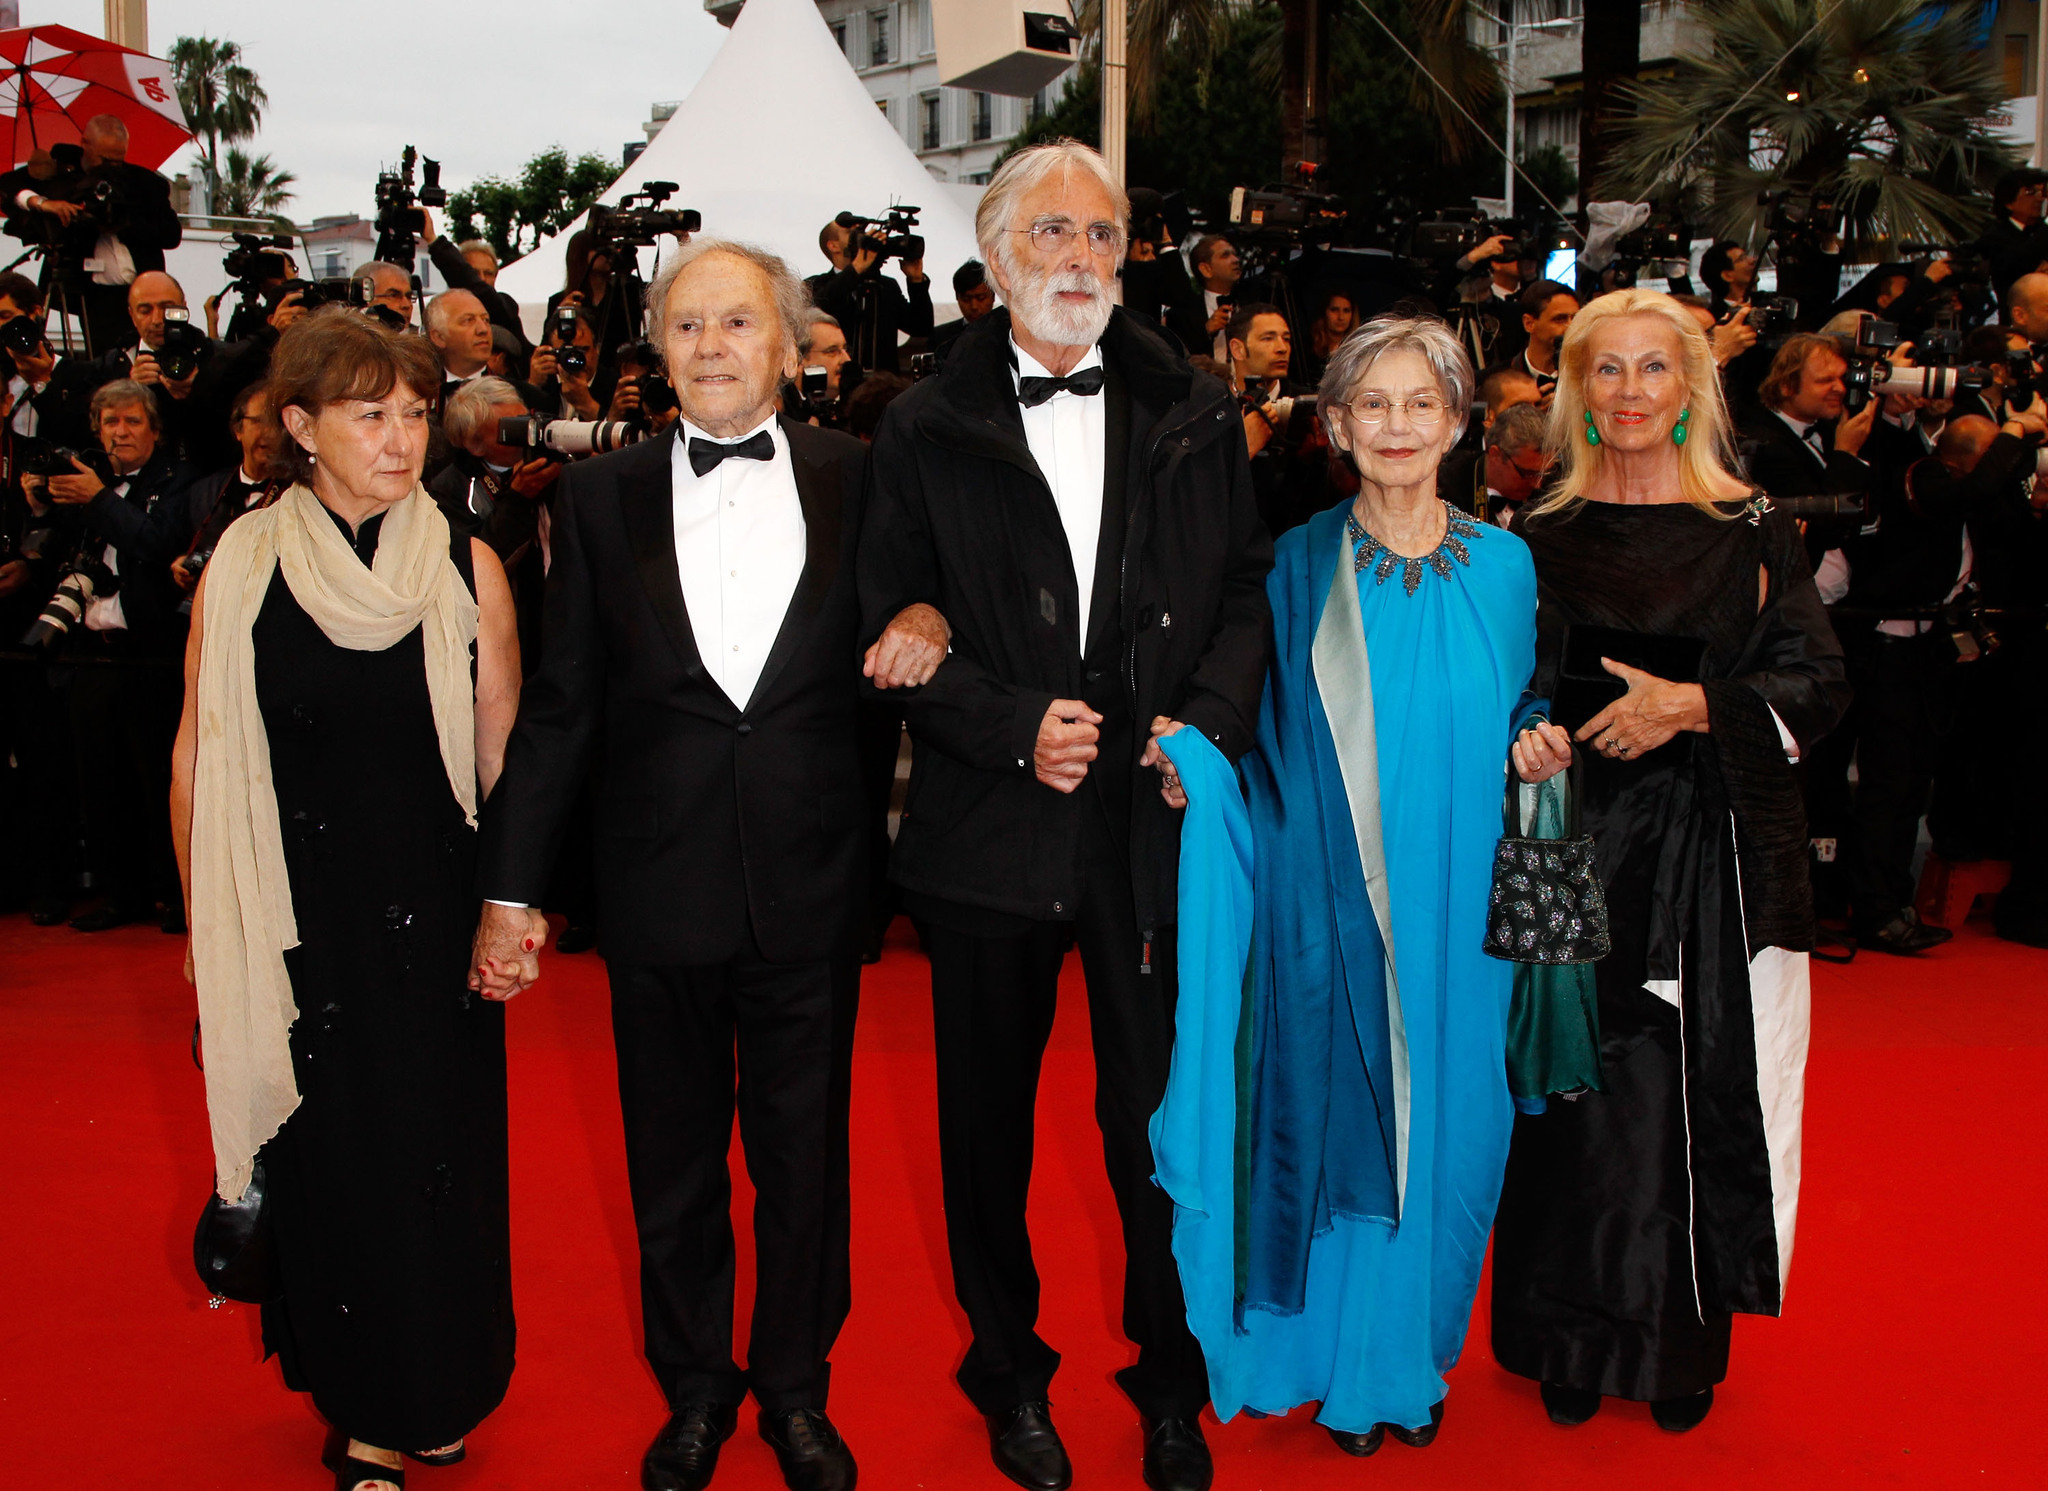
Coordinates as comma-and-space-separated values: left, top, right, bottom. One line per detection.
194, 1160, 278, 1306
1483, 757, 1611, 966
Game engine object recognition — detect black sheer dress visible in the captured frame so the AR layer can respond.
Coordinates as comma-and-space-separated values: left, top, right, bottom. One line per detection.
1492, 498, 1847, 1401
253, 509, 514, 1451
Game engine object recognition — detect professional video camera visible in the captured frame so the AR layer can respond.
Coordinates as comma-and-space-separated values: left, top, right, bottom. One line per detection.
496, 415, 640, 459
1743, 292, 1801, 342
216, 229, 300, 341
286, 276, 368, 311
1228, 163, 1348, 249
373, 146, 446, 267
587, 182, 701, 252
835, 205, 924, 265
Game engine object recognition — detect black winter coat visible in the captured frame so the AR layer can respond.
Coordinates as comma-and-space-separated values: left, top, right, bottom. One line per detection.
858, 306, 1273, 931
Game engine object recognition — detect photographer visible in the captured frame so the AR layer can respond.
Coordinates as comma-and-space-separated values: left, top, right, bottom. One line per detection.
611, 340, 680, 439
1443, 400, 1549, 527
1228, 300, 1326, 536
546, 229, 644, 370
1166, 233, 1240, 359
1433, 231, 1526, 355
420, 214, 530, 351
426, 289, 500, 402
0, 271, 96, 452
1739, 332, 1881, 579
927, 259, 996, 365
1503, 279, 1578, 406
1832, 407, 2044, 953
178, 383, 286, 567
1672, 294, 1760, 375
90, 272, 208, 421
789, 311, 853, 428
807, 214, 934, 374
34, 378, 195, 931
350, 260, 419, 329
1977, 168, 2048, 298
524, 301, 614, 422
429, 377, 559, 572
0, 116, 182, 357
1700, 240, 1758, 320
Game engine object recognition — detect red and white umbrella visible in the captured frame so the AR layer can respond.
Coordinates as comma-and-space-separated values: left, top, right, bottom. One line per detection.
0, 24, 191, 171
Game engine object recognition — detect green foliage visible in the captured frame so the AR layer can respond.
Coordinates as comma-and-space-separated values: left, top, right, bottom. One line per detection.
1605, 0, 2018, 249
447, 147, 619, 264
214, 147, 295, 220
1518, 144, 1577, 210
1004, 1, 1504, 223
167, 36, 267, 191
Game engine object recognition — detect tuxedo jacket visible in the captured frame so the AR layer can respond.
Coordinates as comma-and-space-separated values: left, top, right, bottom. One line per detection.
478, 418, 870, 966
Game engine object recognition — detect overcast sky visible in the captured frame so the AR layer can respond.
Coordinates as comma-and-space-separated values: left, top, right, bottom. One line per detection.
33, 0, 731, 221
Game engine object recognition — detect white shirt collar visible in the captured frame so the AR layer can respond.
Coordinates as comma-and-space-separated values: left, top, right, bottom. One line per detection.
1010, 336, 1103, 392
678, 412, 779, 448
1775, 408, 1820, 439
237, 465, 265, 486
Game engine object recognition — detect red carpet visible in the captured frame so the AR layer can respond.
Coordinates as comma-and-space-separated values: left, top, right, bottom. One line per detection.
4, 910, 2042, 1488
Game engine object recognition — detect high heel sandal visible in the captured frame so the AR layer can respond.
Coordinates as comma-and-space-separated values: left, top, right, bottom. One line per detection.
321, 1426, 406, 1490
407, 1441, 465, 1466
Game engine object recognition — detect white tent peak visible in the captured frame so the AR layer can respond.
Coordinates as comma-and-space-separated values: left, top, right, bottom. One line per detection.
494, 0, 983, 327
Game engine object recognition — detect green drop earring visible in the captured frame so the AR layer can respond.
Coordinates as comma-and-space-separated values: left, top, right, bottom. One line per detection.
1583, 410, 1600, 447
1672, 407, 1691, 447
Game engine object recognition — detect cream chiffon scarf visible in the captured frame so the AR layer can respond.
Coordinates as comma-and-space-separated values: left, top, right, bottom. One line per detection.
192, 483, 479, 1201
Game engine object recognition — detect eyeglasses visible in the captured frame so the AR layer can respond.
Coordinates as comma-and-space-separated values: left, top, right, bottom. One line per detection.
1011, 222, 1125, 256
1347, 394, 1448, 426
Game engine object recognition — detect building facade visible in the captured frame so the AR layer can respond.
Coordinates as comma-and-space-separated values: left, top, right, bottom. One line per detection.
704, 0, 1071, 184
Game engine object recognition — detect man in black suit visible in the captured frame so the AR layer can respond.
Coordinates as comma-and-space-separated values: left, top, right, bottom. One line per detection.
1977, 168, 2048, 299
927, 258, 997, 366
0, 270, 98, 452
1739, 332, 1882, 576
468, 238, 944, 1491
806, 216, 935, 374
421, 214, 530, 351
1166, 232, 1241, 359
860, 140, 1272, 1491
37, 377, 194, 932
1, 115, 182, 357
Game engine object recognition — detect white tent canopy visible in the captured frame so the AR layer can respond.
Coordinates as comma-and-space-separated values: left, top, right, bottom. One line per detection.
494, 0, 984, 338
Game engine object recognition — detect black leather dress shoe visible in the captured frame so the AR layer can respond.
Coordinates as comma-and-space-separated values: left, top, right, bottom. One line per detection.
1384, 1397, 1445, 1448
1141, 1416, 1213, 1491
985, 1402, 1071, 1491
1326, 1423, 1384, 1457
1650, 1387, 1714, 1433
1540, 1382, 1602, 1426
1854, 909, 1952, 955
758, 1408, 856, 1491
642, 1402, 738, 1491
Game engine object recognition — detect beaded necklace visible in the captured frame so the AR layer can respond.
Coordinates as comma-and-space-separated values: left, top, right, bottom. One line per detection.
1346, 500, 1484, 595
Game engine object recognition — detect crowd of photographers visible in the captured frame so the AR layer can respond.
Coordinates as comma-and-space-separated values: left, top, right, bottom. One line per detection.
1, 123, 2043, 956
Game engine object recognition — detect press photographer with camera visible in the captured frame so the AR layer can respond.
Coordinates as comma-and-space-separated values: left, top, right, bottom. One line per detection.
808, 211, 933, 374
1739, 332, 1883, 579
926, 259, 996, 366
1434, 230, 1526, 326
1825, 403, 2047, 954
1505, 279, 1579, 406
611, 339, 680, 439
427, 289, 500, 401
0, 271, 96, 452
351, 260, 420, 330
91, 273, 211, 448
0, 116, 183, 357
1226, 300, 1323, 537
419, 214, 530, 351
31, 377, 196, 932
178, 383, 287, 568
1166, 233, 1241, 360
524, 302, 613, 422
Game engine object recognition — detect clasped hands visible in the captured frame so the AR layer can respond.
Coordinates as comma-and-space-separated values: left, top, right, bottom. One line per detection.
1040, 705, 1189, 809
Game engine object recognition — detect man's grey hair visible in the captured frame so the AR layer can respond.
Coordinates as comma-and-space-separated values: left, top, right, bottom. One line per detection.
83, 113, 129, 144
457, 239, 498, 267
646, 237, 812, 354
1488, 400, 1547, 454
974, 138, 1129, 278
90, 377, 160, 433
444, 377, 521, 448
1317, 315, 1475, 446
799, 310, 841, 357
352, 260, 411, 291
425, 288, 482, 337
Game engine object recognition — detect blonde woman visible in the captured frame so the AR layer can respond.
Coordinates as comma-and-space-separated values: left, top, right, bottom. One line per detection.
1489, 289, 1849, 1433
171, 309, 521, 1491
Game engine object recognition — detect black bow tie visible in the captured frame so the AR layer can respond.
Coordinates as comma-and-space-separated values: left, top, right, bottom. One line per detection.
688, 429, 776, 477
1017, 365, 1106, 408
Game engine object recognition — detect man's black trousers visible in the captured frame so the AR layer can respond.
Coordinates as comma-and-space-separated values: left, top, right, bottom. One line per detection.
1843, 629, 1957, 927
607, 945, 859, 1415
70, 656, 180, 912
921, 808, 1208, 1421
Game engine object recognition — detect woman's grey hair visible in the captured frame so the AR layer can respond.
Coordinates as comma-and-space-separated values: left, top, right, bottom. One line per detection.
1317, 315, 1475, 446
975, 138, 1129, 277
443, 376, 521, 448
645, 237, 813, 355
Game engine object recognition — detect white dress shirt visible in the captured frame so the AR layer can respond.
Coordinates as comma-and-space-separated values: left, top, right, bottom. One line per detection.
8, 373, 42, 437
1202, 289, 1228, 361
1013, 337, 1107, 646
671, 414, 807, 710
82, 478, 133, 633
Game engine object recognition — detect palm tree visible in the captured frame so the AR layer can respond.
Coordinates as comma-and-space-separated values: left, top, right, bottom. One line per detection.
167, 36, 267, 192
1604, 0, 2018, 249
215, 148, 296, 220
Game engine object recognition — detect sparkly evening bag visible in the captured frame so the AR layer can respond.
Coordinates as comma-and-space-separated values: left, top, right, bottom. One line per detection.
1483, 757, 1611, 965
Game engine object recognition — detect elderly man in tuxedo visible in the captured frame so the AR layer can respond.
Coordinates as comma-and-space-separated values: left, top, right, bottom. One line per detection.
860, 140, 1272, 1491
468, 239, 944, 1491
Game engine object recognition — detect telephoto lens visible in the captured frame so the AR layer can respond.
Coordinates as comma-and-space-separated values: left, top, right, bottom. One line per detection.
496, 416, 641, 458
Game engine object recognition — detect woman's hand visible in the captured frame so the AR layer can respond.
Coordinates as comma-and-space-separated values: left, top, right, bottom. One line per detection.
1138, 716, 1189, 809
1512, 721, 1573, 783
1576, 658, 1709, 760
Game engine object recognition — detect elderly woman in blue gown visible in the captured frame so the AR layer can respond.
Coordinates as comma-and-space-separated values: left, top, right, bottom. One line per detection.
1152, 317, 1571, 1456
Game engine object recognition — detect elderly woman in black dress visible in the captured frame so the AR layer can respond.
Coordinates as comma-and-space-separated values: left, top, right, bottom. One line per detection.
171, 309, 521, 1490
1490, 289, 1849, 1433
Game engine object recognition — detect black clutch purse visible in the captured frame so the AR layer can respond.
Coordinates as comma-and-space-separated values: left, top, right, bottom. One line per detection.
1483, 759, 1611, 965
194, 1160, 278, 1306
1552, 624, 1708, 739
